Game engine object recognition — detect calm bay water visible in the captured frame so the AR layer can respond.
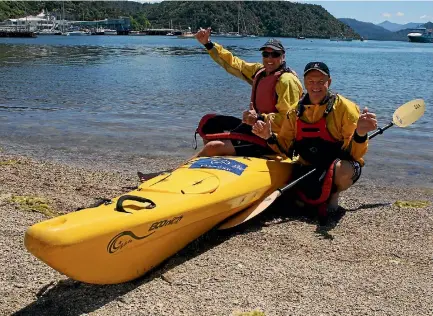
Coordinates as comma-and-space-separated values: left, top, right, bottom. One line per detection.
0, 35, 432, 186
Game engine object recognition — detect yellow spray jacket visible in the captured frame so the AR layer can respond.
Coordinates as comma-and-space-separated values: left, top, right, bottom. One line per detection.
207, 42, 303, 134
269, 94, 369, 165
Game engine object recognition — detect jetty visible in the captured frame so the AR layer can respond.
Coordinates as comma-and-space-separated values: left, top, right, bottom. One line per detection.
0, 28, 37, 38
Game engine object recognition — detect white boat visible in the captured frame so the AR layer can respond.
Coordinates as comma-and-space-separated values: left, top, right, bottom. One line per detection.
407, 28, 433, 43
129, 31, 144, 36
66, 30, 91, 36
91, 27, 105, 35
104, 29, 117, 35
330, 36, 352, 42
224, 32, 245, 38
36, 29, 62, 36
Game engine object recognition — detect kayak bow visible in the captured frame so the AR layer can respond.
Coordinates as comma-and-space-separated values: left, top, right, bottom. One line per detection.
24, 156, 292, 284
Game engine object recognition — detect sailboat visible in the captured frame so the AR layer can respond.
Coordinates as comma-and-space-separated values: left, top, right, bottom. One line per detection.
223, 2, 245, 38
60, 2, 69, 36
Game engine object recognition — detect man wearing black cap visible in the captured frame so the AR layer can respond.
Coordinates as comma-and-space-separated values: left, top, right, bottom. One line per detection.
194, 27, 302, 157
252, 61, 377, 223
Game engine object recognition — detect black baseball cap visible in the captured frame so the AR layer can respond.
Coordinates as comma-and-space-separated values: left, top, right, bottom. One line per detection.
304, 62, 330, 76
259, 39, 285, 53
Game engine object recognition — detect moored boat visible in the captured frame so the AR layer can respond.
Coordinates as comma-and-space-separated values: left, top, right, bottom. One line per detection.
330, 36, 352, 42
104, 29, 118, 35
24, 156, 292, 284
66, 30, 91, 36
407, 28, 433, 43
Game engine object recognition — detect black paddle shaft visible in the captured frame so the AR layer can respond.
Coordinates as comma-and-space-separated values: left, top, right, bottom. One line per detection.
278, 122, 394, 194
368, 122, 393, 140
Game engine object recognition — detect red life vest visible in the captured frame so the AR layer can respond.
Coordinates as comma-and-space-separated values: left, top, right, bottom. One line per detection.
292, 93, 346, 167
194, 65, 294, 149
250, 67, 292, 114
292, 93, 348, 206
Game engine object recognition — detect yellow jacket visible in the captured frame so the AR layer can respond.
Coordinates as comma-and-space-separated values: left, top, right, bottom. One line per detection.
269, 94, 368, 165
207, 42, 303, 134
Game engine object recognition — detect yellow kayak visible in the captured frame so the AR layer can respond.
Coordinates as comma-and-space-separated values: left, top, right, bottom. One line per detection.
24, 156, 292, 284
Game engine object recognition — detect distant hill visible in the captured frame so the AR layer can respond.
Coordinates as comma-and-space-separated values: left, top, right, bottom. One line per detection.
339, 18, 432, 41
141, 1, 361, 39
339, 18, 399, 40
0, 1, 360, 39
393, 21, 433, 37
377, 20, 422, 32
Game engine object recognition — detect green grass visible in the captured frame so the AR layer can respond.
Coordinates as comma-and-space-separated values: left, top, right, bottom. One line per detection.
394, 200, 430, 208
234, 311, 266, 316
0, 159, 21, 166
8, 195, 57, 217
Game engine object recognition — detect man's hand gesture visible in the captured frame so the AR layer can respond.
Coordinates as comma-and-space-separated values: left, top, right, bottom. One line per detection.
195, 27, 211, 45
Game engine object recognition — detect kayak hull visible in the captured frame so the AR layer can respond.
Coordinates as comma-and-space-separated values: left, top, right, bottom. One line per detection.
24, 157, 292, 284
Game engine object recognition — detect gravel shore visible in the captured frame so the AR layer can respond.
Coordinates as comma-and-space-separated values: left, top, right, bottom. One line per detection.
1, 151, 432, 316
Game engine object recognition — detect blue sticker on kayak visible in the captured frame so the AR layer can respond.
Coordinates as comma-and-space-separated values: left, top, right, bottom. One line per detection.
189, 158, 247, 175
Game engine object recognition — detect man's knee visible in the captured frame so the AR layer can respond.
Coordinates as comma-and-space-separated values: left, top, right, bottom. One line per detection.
201, 141, 228, 156
334, 160, 356, 189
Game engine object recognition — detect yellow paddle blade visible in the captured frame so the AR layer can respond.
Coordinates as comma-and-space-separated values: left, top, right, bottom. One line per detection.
218, 191, 282, 230
393, 99, 425, 127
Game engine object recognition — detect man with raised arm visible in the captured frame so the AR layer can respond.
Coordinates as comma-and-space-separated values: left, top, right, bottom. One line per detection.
194, 27, 302, 157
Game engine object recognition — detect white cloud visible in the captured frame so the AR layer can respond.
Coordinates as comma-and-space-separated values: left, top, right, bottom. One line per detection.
420, 15, 430, 19
396, 12, 404, 17
382, 12, 392, 18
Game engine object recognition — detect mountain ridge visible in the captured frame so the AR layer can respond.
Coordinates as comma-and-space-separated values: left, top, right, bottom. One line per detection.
377, 20, 422, 32
339, 18, 432, 41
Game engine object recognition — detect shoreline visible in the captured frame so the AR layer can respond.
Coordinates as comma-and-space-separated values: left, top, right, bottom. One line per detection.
1, 150, 432, 315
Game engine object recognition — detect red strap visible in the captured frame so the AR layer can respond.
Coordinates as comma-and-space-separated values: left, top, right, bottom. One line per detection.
295, 117, 337, 143
297, 159, 338, 205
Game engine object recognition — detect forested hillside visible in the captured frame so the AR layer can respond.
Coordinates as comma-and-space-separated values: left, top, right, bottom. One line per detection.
0, 1, 360, 39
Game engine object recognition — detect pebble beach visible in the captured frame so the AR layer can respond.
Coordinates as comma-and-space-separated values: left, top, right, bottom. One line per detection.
1, 150, 432, 316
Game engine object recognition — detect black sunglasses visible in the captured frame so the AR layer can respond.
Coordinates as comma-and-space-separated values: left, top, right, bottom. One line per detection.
261, 51, 282, 58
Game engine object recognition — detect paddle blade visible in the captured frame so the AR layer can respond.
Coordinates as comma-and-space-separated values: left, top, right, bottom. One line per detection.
218, 190, 282, 230
393, 99, 425, 127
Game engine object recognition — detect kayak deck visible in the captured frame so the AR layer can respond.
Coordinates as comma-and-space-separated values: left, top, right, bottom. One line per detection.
24, 156, 292, 284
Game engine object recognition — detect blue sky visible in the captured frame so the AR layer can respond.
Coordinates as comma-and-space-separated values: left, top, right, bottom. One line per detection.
300, 1, 433, 24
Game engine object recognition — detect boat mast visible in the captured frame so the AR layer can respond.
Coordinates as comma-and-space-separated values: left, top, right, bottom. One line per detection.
237, 2, 240, 34
62, 1, 65, 33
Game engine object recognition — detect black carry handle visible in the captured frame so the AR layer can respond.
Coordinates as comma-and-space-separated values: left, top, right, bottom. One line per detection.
115, 195, 156, 214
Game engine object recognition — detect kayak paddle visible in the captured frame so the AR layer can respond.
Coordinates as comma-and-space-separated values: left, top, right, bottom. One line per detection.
218, 98, 426, 230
